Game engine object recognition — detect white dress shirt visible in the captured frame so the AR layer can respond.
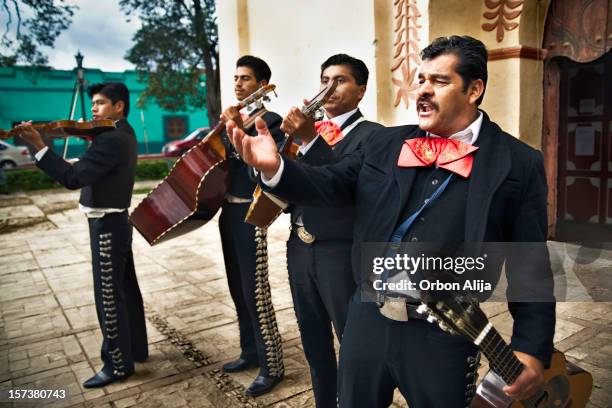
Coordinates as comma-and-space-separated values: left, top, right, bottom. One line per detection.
298, 107, 360, 155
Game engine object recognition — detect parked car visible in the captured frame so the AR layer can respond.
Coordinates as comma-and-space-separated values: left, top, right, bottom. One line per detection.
0, 140, 34, 168
161, 127, 211, 157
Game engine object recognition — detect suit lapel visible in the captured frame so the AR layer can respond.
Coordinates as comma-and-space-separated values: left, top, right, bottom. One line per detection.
340, 109, 363, 131
362, 126, 422, 242
465, 112, 511, 241
360, 127, 419, 242
333, 110, 364, 152
393, 127, 425, 215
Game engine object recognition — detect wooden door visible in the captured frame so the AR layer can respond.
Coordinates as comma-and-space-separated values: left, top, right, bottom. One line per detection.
542, 0, 612, 240
556, 52, 612, 239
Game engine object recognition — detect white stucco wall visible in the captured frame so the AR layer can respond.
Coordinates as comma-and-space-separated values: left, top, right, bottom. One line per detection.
217, 0, 545, 139
217, 0, 379, 121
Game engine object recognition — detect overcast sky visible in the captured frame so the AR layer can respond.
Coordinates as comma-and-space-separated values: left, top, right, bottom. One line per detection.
44, 0, 140, 72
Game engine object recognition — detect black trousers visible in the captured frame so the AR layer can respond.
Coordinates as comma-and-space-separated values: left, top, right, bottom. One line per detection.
218, 202, 284, 378
338, 297, 480, 408
88, 212, 148, 376
287, 233, 355, 408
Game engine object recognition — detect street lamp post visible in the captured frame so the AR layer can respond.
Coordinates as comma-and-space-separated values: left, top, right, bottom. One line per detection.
63, 51, 88, 158
75, 51, 87, 121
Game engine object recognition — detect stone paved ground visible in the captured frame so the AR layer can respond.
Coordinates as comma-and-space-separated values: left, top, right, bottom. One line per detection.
0, 184, 610, 407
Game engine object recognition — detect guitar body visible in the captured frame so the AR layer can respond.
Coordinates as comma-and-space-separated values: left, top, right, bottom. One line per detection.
245, 188, 288, 228
129, 131, 233, 245
471, 351, 593, 408
245, 141, 299, 228
128, 84, 277, 245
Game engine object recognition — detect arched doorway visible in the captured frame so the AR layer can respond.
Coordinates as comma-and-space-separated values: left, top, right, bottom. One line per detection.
542, 0, 612, 241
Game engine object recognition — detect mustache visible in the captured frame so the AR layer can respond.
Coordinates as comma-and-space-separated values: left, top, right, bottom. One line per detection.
417, 97, 438, 110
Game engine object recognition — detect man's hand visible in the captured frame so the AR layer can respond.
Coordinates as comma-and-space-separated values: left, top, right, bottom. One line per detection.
503, 351, 545, 400
227, 117, 281, 178
280, 106, 317, 144
220, 106, 243, 130
14, 122, 46, 151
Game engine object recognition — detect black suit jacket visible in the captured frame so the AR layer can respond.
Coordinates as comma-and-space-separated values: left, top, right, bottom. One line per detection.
265, 111, 555, 365
296, 110, 383, 240
37, 119, 137, 208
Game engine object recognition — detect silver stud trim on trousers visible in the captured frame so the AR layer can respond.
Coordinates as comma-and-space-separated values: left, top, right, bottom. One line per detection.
97, 232, 125, 373
253, 227, 284, 378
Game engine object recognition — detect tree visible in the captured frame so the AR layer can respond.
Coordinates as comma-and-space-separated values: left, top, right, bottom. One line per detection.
0, 0, 76, 67
120, 0, 220, 125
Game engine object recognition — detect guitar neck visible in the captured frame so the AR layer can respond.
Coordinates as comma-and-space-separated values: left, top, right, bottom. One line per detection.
279, 134, 295, 155
478, 327, 524, 385
244, 109, 267, 129
275, 78, 337, 159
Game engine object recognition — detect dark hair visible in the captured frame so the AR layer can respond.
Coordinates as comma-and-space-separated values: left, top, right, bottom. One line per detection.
236, 55, 272, 82
420, 35, 488, 105
87, 82, 130, 117
320, 54, 369, 85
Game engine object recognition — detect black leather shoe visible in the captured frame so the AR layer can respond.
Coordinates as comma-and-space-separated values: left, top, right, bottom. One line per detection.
222, 358, 258, 373
245, 375, 282, 397
83, 370, 131, 388
134, 356, 148, 363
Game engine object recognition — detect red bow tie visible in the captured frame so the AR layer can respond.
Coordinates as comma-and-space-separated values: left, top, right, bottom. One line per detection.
315, 120, 344, 146
397, 137, 479, 177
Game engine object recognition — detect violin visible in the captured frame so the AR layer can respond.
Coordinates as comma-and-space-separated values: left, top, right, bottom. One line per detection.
0, 119, 116, 140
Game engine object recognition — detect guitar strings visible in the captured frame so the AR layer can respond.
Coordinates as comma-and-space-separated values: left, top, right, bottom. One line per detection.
447, 317, 521, 383
449, 316, 543, 407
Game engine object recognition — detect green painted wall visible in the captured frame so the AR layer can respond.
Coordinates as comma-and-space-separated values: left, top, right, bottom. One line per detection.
0, 66, 208, 157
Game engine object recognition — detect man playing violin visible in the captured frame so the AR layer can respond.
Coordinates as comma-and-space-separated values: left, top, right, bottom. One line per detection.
217, 55, 286, 396
15, 82, 148, 388
278, 54, 382, 407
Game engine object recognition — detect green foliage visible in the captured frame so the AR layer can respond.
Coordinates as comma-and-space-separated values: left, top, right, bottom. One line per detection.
4, 159, 169, 192
0, 0, 76, 67
119, 0, 220, 125
4, 167, 59, 192
134, 159, 169, 181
